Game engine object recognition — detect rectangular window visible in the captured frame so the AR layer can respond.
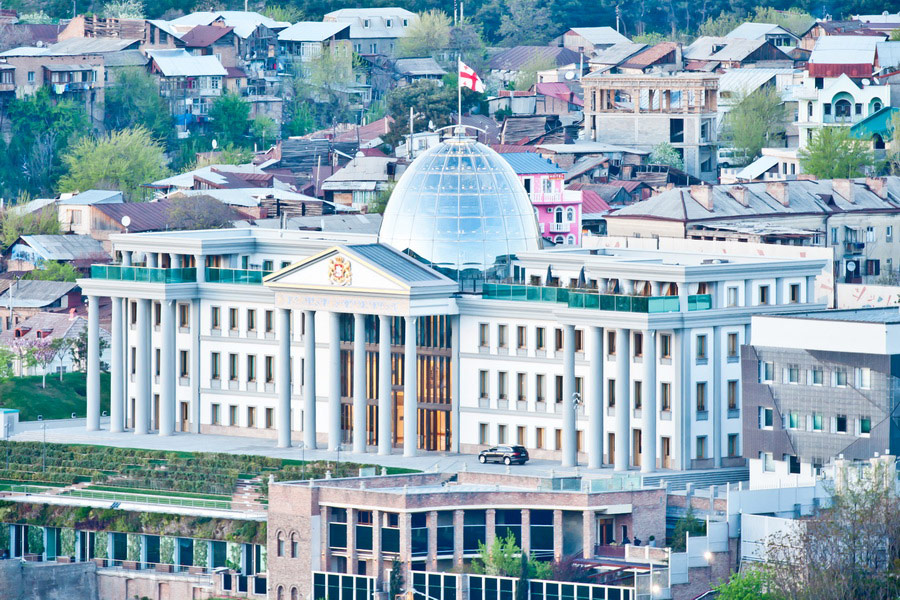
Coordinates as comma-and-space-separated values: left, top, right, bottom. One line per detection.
789, 283, 800, 303
860, 417, 871, 435
727, 333, 738, 358
229, 405, 238, 426
229, 308, 238, 330
696, 436, 707, 459
887, 225, 893, 242
762, 361, 775, 382
535, 327, 545, 350
575, 329, 583, 352
726, 286, 738, 307
759, 285, 770, 305
179, 350, 189, 377
835, 370, 848, 387
212, 404, 220, 425
535, 427, 545, 449
555, 375, 563, 403
247, 356, 256, 382
178, 304, 189, 328
759, 407, 774, 429
787, 365, 800, 384
229, 354, 238, 381
555, 328, 563, 351
727, 380, 738, 410
478, 323, 489, 347
555, 429, 562, 451
517, 326, 526, 349
813, 413, 823, 430
788, 412, 799, 429
498, 325, 508, 348
154, 302, 161, 326
660, 334, 672, 358
498, 371, 508, 400
211, 306, 221, 329
266, 407, 274, 429
536, 374, 545, 402
247, 309, 257, 332
607, 330, 616, 355
265, 356, 275, 383
478, 371, 489, 398
727, 434, 739, 457
516, 373, 526, 401
633, 381, 642, 409
660, 382, 671, 411
856, 367, 871, 389
247, 407, 256, 428
633, 332, 643, 357
696, 382, 707, 413
497, 424, 507, 444
211, 352, 220, 379
517, 426, 526, 446
696, 335, 707, 360
265, 310, 274, 333
607, 379, 616, 407
262, 260, 274, 272
812, 368, 823, 385
479, 423, 488, 444
836, 414, 848, 433
761, 451, 775, 471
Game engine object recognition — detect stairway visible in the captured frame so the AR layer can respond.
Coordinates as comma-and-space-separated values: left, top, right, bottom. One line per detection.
643, 467, 749, 492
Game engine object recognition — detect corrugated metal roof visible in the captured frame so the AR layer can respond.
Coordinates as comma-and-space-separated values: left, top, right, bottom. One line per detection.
324, 8, 417, 39
104, 49, 149, 67
168, 11, 289, 39
489, 46, 582, 71
180, 25, 234, 47
568, 27, 629, 46
732, 154, 779, 180
58, 190, 123, 205
685, 37, 785, 62
776, 307, 900, 324
278, 21, 349, 42
500, 152, 566, 174
16, 235, 107, 261
537, 142, 649, 155
0, 280, 78, 308
94, 201, 173, 232
580, 189, 613, 214
48, 37, 140, 54
590, 42, 647, 66
346, 243, 449, 284
726, 23, 792, 40
876, 41, 900, 68
718, 68, 792, 95
393, 57, 446, 76
43, 63, 95, 72
809, 35, 881, 64
619, 42, 679, 69
148, 49, 226, 76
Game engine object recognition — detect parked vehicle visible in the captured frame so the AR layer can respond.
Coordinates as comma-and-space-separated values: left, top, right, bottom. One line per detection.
478, 445, 529, 465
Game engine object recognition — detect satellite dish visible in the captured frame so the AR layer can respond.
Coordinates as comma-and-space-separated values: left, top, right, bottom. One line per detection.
211, 139, 218, 150
862, 78, 871, 85
121, 215, 131, 229
565, 71, 575, 80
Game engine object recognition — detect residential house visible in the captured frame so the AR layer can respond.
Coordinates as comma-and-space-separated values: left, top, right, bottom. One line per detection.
167, 188, 325, 219
2, 235, 109, 272
588, 42, 647, 73
534, 141, 647, 171
147, 49, 226, 131
533, 82, 583, 115
582, 72, 718, 180
180, 24, 241, 69
807, 35, 881, 79
568, 182, 637, 207
875, 41, 900, 73
323, 7, 417, 56
392, 57, 446, 86
0, 280, 83, 333
320, 155, 400, 210
577, 187, 613, 233
0, 312, 110, 377
488, 46, 582, 87
615, 42, 682, 74
720, 147, 804, 184
144, 20, 182, 50
717, 68, 794, 120
725, 23, 801, 49
683, 37, 792, 71
277, 22, 352, 76
557, 27, 629, 54
57, 15, 146, 42
800, 20, 888, 52
791, 72, 891, 147
606, 177, 900, 283
850, 105, 899, 153
395, 131, 441, 159
500, 152, 582, 244
57, 190, 125, 235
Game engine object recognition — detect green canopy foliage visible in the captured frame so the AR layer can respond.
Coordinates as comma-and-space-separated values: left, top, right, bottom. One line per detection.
799, 127, 875, 179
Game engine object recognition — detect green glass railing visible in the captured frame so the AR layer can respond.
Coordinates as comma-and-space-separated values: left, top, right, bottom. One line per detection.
90, 265, 197, 283
483, 284, 711, 314
205, 267, 273, 285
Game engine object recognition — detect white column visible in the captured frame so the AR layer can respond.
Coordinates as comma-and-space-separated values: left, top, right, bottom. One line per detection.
614, 328, 630, 471
134, 299, 151, 435
277, 308, 292, 448
450, 314, 461, 454
712, 325, 722, 468
195, 255, 206, 283
588, 326, 604, 469
110, 297, 124, 433
303, 310, 317, 449
352, 313, 367, 454
86, 295, 101, 431
328, 312, 342, 451
806, 276, 816, 303
403, 316, 418, 457
190, 299, 201, 433
642, 330, 657, 473
158, 300, 176, 436
377, 315, 392, 455
147, 253, 158, 268
561, 323, 577, 467
121, 251, 132, 266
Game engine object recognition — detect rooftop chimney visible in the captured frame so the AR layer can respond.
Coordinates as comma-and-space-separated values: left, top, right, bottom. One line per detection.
832, 179, 855, 204
728, 185, 749, 207
766, 181, 789, 207
690, 184, 715, 211
866, 176, 888, 199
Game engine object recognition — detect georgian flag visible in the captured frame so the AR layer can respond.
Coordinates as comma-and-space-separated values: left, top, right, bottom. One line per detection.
458, 60, 485, 93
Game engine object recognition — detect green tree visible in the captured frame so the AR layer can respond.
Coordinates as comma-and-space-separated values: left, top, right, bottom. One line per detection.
499, 0, 552, 46
208, 92, 251, 147
250, 115, 278, 149
389, 557, 404, 600
799, 127, 875, 179
892, 28, 900, 42
297, 45, 360, 127
670, 509, 706, 552
0, 347, 14, 380
371, 182, 395, 214
104, 67, 175, 144
69, 329, 109, 373
262, 5, 303, 22
25, 261, 78, 282
471, 531, 552, 579
0, 208, 61, 250
722, 87, 787, 166
284, 102, 315, 137
698, 11, 744, 37
397, 9, 451, 58
649, 142, 684, 170
103, 0, 145, 18
58, 127, 169, 201
513, 55, 557, 91
714, 570, 780, 600
450, 18, 487, 70
751, 7, 814, 36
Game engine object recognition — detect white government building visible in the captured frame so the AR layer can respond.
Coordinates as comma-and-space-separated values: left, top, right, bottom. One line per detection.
78, 135, 827, 472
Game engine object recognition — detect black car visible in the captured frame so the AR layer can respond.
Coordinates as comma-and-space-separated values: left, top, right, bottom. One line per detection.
478, 445, 529, 465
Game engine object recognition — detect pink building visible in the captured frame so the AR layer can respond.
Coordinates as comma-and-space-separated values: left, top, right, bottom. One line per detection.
500, 152, 582, 245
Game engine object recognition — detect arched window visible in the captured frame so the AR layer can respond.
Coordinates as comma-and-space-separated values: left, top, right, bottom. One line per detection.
873, 101, 883, 113
554, 235, 564, 244
567, 234, 575, 245
566, 207, 575, 222
291, 587, 299, 600
277, 532, 285, 557
277, 586, 285, 600
835, 99, 852, 119
290, 532, 299, 558
554, 206, 563, 224
874, 134, 886, 150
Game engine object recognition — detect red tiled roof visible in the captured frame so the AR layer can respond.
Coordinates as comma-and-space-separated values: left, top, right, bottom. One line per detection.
180, 25, 234, 47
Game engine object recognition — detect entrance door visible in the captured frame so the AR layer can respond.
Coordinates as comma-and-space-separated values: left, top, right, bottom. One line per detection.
180, 402, 189, 432
662, 437, 672, 469
633, 429, 642, 468
596, 518, 614, 545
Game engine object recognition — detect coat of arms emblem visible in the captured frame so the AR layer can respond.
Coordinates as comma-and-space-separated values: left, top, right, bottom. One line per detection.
328, 256, 352, 286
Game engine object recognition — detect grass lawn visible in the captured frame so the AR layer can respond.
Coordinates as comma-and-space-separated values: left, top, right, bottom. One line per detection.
0, 372, 110, 421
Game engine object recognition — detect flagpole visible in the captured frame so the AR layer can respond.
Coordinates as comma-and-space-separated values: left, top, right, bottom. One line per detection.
457, 58, 462, 136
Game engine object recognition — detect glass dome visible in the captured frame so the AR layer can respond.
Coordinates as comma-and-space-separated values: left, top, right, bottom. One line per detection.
379, 136, 542, 282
